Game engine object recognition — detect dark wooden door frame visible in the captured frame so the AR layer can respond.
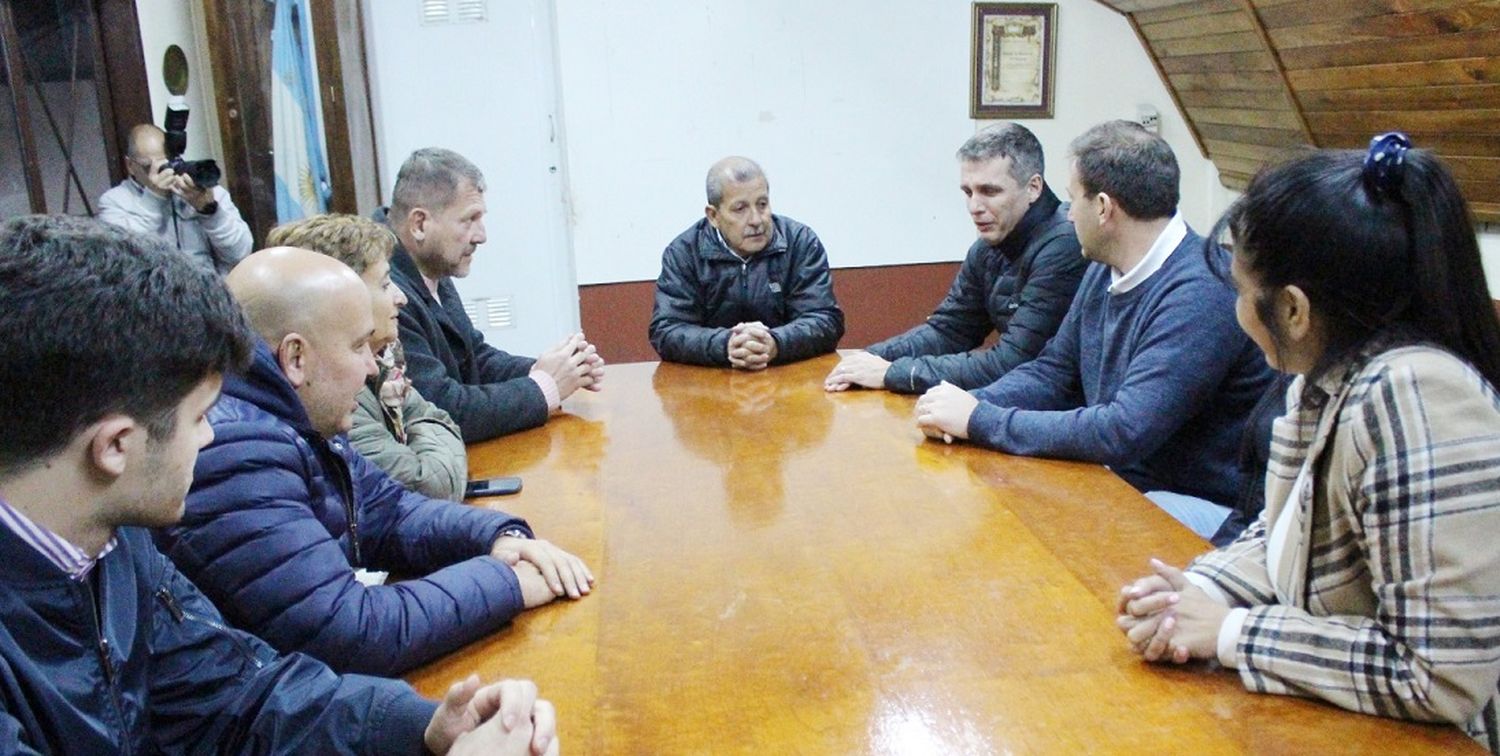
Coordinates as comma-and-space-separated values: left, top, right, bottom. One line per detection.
0, 0, 45, 213
95, 0, 151, 175
202, 0, 380, 243
201, 0, 276, 244
0, 0, 145, 214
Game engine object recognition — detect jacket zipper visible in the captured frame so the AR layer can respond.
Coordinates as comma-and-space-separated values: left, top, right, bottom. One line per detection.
154, 587, 265, 669
329, 441, 364, 567
85, 575, 130, 755
740, 259, 750, 317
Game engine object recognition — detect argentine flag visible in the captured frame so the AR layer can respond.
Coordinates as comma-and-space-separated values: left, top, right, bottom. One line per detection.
271, 0, 331, 222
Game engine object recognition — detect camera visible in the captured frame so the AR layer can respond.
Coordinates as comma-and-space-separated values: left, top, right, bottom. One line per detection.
162, 98, 221, 189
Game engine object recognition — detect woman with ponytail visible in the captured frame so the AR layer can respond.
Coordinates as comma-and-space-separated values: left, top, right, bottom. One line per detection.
1115, 135, 1500, 750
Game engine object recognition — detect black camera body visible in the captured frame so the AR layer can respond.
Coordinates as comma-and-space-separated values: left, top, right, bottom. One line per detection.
162, 102, 221, 189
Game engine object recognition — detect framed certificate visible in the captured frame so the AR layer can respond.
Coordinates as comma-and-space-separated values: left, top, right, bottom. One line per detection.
970, 3, 1058, 119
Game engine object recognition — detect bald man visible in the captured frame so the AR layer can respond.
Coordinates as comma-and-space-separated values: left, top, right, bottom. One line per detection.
153, 247, 594, 677
98, 124, 251, 274
649, 156, 844, 368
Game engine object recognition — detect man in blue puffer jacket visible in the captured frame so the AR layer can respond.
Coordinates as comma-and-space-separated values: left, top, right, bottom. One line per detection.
155, 247, 595, 677
0, 216, 557, 754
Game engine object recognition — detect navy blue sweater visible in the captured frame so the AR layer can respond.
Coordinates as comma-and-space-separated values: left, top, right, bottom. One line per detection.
966, 231, 1275, 506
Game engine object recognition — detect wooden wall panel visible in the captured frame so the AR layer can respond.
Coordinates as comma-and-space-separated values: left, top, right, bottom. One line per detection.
1094, 0, 1500, 222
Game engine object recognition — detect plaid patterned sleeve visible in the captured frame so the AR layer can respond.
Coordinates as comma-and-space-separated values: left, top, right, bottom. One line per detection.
1231, 351, 1500, 739
1185, 515, 1276, 608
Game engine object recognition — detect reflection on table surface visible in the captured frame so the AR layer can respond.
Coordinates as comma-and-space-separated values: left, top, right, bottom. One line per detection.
409, 354, 1476, 754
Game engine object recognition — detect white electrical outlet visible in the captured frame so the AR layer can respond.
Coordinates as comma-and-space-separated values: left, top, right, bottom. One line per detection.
1137, 105, 1161, 134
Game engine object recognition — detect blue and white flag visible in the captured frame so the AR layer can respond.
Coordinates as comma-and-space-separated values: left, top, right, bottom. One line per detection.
271, 0, 331, 222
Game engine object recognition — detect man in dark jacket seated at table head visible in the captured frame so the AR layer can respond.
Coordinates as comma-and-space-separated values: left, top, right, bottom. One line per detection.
649, 156, 846, 369
0, 215, 557, 755
154, 246, 595, 678
825, 122, 1087, 394
382, 147, 605, 443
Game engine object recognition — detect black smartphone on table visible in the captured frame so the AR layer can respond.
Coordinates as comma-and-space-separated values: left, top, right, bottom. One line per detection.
465, 476, 523, 498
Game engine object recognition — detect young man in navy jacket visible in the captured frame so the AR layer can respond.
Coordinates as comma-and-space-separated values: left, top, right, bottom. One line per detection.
0, 216, 556, 754
155, 247, 594, 677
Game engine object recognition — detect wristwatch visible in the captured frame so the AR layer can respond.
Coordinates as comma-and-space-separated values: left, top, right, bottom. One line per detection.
497, 527, 530, 540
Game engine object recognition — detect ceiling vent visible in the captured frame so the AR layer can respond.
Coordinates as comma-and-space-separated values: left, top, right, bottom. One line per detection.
422, 0, 486, 25
464, 296, 514, 330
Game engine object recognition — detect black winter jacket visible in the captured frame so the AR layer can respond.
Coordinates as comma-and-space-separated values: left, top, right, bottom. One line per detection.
649, 215, 844, 366
388, 241, 548, 442
867, 187, 1085, 393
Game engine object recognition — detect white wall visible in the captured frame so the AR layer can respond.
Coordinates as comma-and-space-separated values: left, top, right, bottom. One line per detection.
555, 0, 1221, 285
363, 0, 578, 356
1482, 227, 1500, 298
133, 0, 1500, 299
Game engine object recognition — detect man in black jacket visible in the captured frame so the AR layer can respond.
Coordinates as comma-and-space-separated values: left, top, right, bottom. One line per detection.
649, 156, 845, 369
383, 148, 604, 442
825, 123, 1086, 394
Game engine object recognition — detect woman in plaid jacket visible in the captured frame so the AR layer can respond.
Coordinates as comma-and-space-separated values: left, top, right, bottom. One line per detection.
1115, 136, 1500, 751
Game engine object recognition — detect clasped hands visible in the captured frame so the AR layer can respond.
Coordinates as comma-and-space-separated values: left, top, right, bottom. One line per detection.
490, 536, 596, 607
1116, 558, 1229, 664
533, 332, 606, 400
727, 321, 778, 370
425, 676, 560, 756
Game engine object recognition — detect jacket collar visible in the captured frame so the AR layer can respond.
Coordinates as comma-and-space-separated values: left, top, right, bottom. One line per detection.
694, 216, 788, 263
222, 338, 320, 437
388, 235, 428, 295
994, 184, 1062, 260
0, 520, 135, 588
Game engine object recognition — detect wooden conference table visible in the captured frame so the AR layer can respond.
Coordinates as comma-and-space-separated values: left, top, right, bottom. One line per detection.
406, 354, 1476, 753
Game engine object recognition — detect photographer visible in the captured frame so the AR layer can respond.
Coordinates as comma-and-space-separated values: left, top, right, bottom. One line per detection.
99, 124, 251, 275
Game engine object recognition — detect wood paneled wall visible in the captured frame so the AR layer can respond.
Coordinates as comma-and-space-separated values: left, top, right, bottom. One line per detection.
1097, 0, 1500, 221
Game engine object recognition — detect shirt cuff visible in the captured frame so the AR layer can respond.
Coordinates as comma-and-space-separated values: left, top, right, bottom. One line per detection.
529, 370, 561, 412
1217, 607, 1250, 668
1184, 571, 1232, 606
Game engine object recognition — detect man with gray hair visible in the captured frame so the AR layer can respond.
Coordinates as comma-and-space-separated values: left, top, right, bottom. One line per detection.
380, 147, 604, 442
650, 156, 844, 368
825, 122, 1085, 394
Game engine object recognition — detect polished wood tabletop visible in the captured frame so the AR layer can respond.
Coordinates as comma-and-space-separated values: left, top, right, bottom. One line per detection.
407, 354, 1477, 754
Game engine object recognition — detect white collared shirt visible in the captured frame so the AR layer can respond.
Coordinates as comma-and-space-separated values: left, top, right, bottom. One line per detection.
1108, 213, 1187, 295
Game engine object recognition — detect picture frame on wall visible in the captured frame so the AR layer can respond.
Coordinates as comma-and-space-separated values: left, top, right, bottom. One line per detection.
970, 3, 1057, 119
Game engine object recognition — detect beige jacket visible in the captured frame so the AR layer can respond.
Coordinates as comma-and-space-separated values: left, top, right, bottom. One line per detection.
1188, 346, 1500, 751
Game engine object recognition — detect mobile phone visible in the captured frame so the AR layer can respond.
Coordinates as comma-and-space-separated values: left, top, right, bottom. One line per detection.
465, 476, 523, 498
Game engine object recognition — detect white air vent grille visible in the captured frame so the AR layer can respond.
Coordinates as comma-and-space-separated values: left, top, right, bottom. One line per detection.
464, 297, 514, 330
422, 0, 487, 24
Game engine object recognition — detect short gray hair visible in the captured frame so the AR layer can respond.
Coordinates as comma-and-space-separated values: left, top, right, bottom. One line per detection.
390, 148, 486, 222
705, 157, 767, 207
956, 123, 1045, 186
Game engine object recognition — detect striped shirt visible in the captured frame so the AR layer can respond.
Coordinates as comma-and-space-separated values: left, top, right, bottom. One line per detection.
0, 494, 117, 581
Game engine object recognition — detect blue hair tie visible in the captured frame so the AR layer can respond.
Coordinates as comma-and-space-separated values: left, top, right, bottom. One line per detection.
1363, 132, 1411, 195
